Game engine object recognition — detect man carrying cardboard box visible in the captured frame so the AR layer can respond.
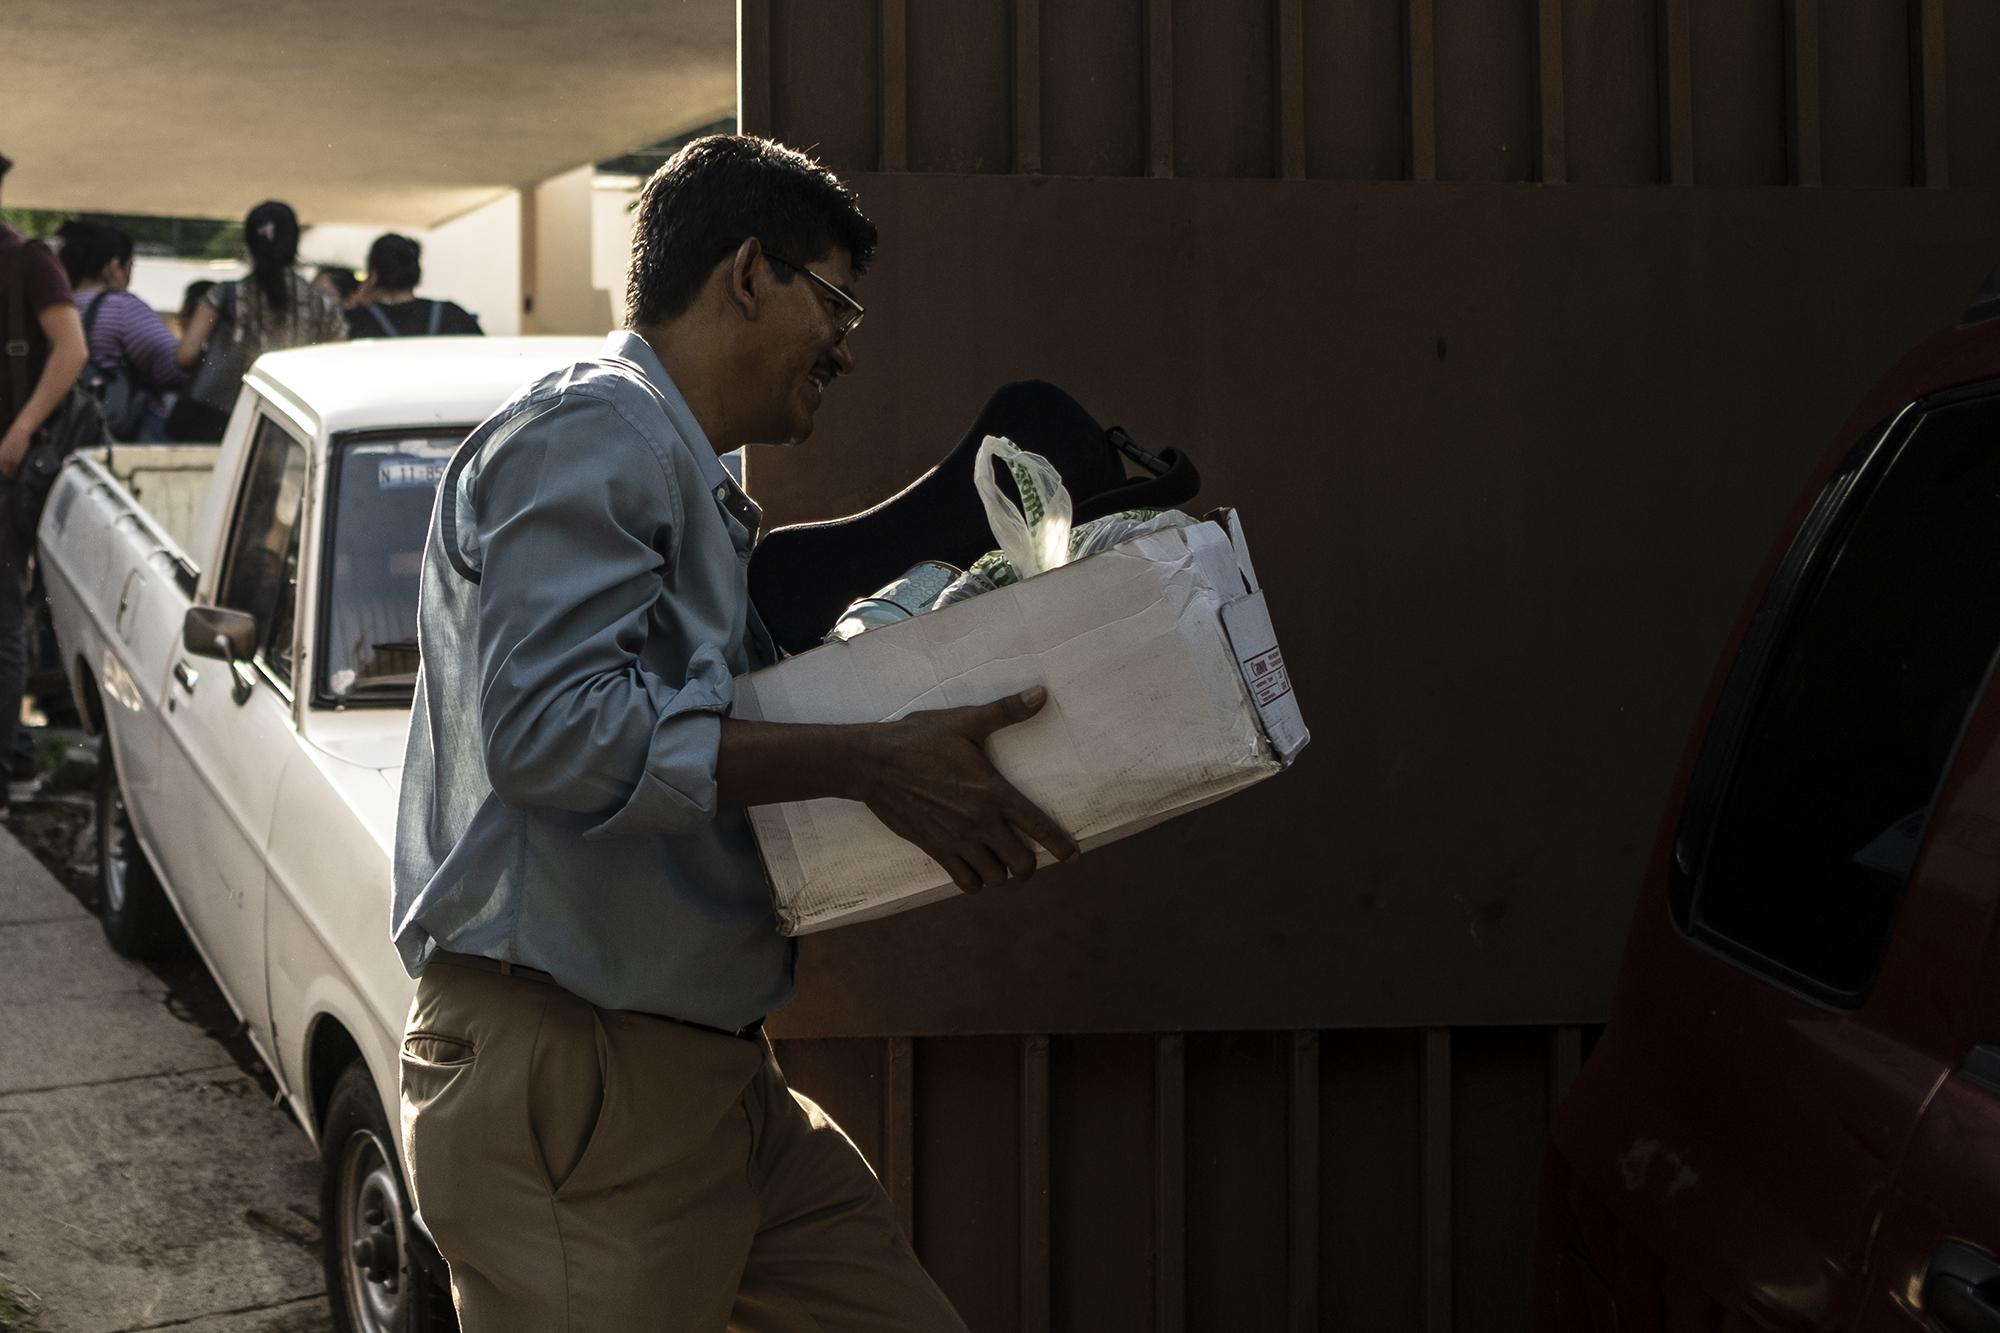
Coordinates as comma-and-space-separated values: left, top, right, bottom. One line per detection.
392, 135, 1079, 1330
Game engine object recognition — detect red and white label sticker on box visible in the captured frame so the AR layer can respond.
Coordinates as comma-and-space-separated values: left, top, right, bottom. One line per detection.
1219, 590, 1310, 766
1240, 643, 1293, 708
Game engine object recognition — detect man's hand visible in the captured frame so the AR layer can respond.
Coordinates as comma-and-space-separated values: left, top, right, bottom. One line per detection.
0, 424, 29, 481
851, 686, 1081, 893
715, 688, 1082, 893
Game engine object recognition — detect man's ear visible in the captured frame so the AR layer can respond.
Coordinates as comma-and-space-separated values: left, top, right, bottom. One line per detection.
725, 236, 764, 321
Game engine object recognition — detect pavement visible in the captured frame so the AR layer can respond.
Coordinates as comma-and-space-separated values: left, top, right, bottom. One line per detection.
0, 815, 331, 1331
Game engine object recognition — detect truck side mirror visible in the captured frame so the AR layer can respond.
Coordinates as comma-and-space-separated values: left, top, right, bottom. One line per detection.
183, 606, 260, 705
183, 605, 258, 664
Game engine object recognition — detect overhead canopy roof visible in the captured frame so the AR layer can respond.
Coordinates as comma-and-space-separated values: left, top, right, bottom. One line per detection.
2, 0, 735, 228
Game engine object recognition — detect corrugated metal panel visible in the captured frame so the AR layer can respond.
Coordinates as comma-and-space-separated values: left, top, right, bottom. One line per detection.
1169, 0, 1277, 179
906, 0, 1012, 173
748, 0, 2000, 189
1184, 1032, 1289, 1329
1038, 0, 1147, 176
1451, 1028, 1552, 1333
915, 1037, 1024, 1326
1050, 1036, 1155, 1328
1302, 0, 1407, 181
1945, 0, 2000, 186
1691, 0, 1788, 184
774, 1028, 1582, 1330
1321, 1030, 1427, 1329
1818, 0, 1915, 187
768, 0, 880, 175
1563, 0, 1664, 184
1435, 0, 1539, 182
739, 2, 2000, 1327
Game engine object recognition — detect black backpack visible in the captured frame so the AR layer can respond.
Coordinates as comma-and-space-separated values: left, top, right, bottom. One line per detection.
78, 291, 148, 442
362, 299, 445, 337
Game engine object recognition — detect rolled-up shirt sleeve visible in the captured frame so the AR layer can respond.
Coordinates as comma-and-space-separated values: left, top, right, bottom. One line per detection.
469, 391, 729, 836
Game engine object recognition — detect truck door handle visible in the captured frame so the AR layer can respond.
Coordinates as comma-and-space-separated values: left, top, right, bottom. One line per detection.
172, 661, 198, 693
1925, 1241, 2000, 1333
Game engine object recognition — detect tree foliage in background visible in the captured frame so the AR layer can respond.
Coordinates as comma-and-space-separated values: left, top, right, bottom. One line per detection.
0, 207, 242, 259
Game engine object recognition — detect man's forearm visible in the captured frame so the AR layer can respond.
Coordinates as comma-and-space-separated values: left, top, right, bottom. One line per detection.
715, 717, 872, 808
9, 338, 85, 440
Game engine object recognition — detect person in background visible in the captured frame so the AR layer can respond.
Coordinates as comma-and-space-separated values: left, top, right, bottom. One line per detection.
174, 279, 215, 336
0, 151, 87, 795
172, 200, 345, 439
346, 233, 482, 338
164, 280, 217, 440
312, 264, 360, 309
57, 220, 186, 442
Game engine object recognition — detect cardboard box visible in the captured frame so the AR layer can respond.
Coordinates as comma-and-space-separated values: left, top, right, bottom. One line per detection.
734, 510, 1309, 935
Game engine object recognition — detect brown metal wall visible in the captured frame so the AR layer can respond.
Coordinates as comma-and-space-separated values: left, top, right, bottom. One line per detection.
740, 2, 2000, 1327
771, 1027, 1567, 1331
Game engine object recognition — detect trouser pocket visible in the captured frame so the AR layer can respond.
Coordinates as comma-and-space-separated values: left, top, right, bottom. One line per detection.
398, 977, 499, 1240
527, 989, 611, 1195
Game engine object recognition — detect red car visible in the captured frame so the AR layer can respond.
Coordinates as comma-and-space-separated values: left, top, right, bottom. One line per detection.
1540, 271, 2000, 1333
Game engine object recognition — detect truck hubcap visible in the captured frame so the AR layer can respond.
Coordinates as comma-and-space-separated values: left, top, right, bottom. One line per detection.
338, 1129, 409, 1331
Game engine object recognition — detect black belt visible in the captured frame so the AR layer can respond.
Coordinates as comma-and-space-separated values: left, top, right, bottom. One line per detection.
429, 951, 764, 1043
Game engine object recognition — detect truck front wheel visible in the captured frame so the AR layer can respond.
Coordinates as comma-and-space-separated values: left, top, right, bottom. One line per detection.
321, 1061, 456, 1333
95, 734, 181, 957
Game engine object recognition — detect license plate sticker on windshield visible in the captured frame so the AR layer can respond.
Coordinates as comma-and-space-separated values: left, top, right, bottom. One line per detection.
379, 458, 450, 489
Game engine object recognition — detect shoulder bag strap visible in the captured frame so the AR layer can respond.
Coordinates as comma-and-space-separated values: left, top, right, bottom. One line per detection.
367, 303, 398, 337
426, 299, 443, 336
4, 244, 29, 426
81, 290, 107, 347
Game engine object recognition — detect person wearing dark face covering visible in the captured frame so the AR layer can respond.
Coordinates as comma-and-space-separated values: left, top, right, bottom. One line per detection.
170, 200, 345, 439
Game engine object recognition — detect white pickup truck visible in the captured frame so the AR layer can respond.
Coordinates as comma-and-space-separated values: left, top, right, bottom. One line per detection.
39, 336, 598, 1333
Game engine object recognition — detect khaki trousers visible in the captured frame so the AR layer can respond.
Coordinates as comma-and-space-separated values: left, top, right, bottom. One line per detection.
399, 956, 965, 1332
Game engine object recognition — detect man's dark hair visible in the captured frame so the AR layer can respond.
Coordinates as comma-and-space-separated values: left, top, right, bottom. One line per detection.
56, 219, 135, 287
626, 134, 877, 327
0, 152, 13, 185
366, 233, 422, 292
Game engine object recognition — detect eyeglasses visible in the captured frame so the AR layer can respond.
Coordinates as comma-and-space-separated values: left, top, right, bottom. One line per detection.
764, 250, 865, 339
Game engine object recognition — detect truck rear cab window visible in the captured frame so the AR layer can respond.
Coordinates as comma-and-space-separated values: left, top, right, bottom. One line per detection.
217, 415, 309, 689
1680, 391, 2000, 1002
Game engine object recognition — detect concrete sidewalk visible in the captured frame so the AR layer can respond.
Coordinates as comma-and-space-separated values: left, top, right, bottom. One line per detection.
0, 824, 329, 1331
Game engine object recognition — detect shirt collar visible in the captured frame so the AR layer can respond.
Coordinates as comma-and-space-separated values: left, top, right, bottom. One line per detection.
601, 330, 762, 543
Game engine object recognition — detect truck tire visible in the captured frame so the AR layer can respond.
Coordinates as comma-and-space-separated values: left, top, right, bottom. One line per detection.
95, 734, 182, 958
321, 1061, 457, 1333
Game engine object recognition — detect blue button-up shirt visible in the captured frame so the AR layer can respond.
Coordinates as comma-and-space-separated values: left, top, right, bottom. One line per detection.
392, 332, 793, 1030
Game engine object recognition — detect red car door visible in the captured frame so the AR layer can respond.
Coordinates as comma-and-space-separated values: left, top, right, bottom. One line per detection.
1543, 381, 2000, 1331
1854, 700, 2000, 1333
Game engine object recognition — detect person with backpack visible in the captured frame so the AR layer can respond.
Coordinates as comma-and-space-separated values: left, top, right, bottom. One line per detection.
0, 151, 89, 796
346, 232, 482, 339
171, 200, 345, 440
58, 220, 186, 442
